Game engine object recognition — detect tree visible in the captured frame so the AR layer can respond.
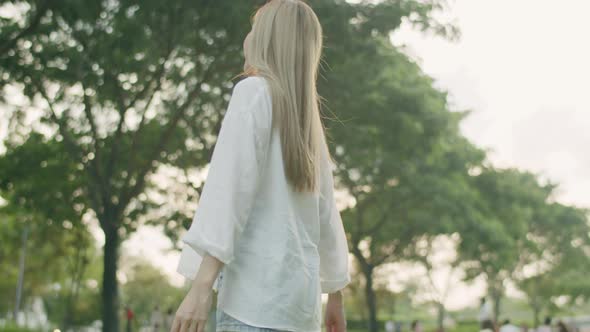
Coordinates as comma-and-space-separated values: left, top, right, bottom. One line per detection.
42, 245, 103, 330
316, 5, 483, 330
412, 234, 464, 331
459, 167, 568, 319
57, 226, 95, 329
120, 258, 186, 330
515, 203, 590, 326
0, 207, 99, 328
0, 133, 93, 326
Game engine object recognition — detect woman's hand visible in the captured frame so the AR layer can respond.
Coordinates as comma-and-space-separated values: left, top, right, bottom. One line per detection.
170, 283, 213, 332
170, 253, 224, 332
325, 290, 346, 332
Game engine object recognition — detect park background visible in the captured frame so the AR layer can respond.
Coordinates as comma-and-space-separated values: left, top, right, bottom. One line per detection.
1, 0, 589, 331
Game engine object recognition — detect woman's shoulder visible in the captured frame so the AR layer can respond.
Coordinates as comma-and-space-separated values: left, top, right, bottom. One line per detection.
233, 75, 269, 96
229, 76, 272, 127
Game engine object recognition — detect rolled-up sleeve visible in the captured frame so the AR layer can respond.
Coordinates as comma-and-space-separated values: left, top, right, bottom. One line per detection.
318, 144, 351, 293
176, 78, 271, 281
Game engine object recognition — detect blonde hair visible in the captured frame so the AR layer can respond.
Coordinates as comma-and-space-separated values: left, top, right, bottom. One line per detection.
241, 0, 329, 193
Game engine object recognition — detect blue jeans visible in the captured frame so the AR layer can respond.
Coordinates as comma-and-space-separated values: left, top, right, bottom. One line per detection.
215, 271, 286, 332
216, 310, 287, 332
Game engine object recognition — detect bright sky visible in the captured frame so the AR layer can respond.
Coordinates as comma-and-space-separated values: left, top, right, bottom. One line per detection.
393, 0, 590, 208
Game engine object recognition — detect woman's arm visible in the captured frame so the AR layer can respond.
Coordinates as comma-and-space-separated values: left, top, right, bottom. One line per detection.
178, 77, 271, 268
318, 143, 350, 332
318, 141, 351, 293
171, 77, 271, 332
170, 254, 222, 332
325, 290, 346, 332
190, 253, 224, 290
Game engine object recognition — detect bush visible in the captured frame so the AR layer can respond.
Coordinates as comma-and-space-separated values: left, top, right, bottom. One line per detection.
451, 320, 481, 332
0, 323, 41, 332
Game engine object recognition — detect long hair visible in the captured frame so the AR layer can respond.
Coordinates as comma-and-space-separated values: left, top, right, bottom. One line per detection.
241, 0, 329, 193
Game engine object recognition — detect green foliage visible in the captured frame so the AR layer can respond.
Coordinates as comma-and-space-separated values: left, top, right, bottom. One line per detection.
42, 280, 102, 328
0, 211, 91, 312
319, 0, 485, 270
514, 203, 590, 323
0, 133, 86, 223
0, 210, 102, 328
0, 134, 97, 324
120, 259, 186, 325
457, 167, 590, 319
0, 324, 41, 332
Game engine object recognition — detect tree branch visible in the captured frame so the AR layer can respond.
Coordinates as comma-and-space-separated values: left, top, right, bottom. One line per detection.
81, 83, 100, 143
115, 63, 218, 219
365, 194, 413, 238
351, 240, 372, 272
107, 47, 174, 180
34, 80, 82, 158
115, 31, 238, 215
33, 79, 109, 226
372, 245, 396, 266
366, 204, 392, 237
79, 82, 114, 217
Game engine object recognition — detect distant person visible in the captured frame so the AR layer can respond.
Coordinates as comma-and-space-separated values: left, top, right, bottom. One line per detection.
164, 307, 174, 332
386, 320, 395, 332
557, 320, 570, 332
150, 305, 163, 332
537, 317, 553, 332
500, 319, 520, 332
481, 320, 495, 332
124, 305, 134, 332
171, 2, 351, 332
478, 297, 494, 329
521, 323, 530, 332
411, 320, 423, 332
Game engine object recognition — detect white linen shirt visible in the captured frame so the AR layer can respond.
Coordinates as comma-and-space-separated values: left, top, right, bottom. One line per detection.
175, 76, 351, 332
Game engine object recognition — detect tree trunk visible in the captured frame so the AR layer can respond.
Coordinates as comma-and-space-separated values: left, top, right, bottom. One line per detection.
14, 225, 28, 322
102, 227, 120, 332
532, 301, 540, 328
62, 289, 73, 330
362, 266, 378, 332
63, 244, 87, 330
437, 302, 445, 331
492, 291, 501, 324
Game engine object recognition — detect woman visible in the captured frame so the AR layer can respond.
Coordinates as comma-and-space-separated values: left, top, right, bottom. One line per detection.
172, 1, 351, 332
